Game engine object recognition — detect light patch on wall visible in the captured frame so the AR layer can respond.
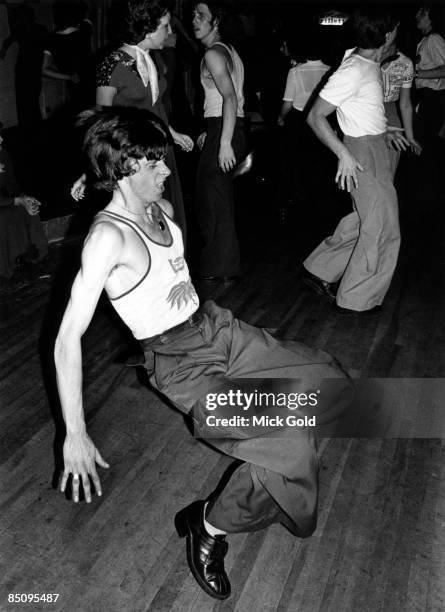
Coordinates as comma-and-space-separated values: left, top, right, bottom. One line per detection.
319, 16, 347, 26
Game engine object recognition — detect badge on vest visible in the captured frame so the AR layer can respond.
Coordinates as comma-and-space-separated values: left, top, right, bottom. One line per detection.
169, 257, 185, 273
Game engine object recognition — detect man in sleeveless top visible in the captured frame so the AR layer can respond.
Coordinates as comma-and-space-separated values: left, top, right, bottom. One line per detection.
302, 9, 409, 317
54, 106, 353, 601
192, 2, 246, 283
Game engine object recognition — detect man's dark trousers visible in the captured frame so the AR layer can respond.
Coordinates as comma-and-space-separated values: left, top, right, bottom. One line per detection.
195, 117, 246, 278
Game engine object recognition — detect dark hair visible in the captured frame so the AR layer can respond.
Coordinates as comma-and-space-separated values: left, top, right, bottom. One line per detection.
52, 1, 81, 30
121, 0, 171, 44
15, 4, 36, 26
352, 8, 397, 49
417, 5, 443, 34
193, 1, 230, 34
77, 106, 168, 191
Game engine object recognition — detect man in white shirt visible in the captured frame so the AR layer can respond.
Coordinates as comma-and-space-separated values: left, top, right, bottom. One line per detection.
302, 8, 408, 317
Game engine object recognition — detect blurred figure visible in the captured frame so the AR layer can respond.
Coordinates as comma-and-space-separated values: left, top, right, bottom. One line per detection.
0, 125, 48, 281
159, 13, 198, 129
414, 4, 445, 195
277, 30, 331, 204
381, 16, 422, 178
257, 29, 294, 125
0, 5, 47, 130
42, 0, 94, 110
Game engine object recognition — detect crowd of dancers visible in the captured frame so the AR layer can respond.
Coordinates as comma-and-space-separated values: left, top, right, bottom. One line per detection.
0, 0, 443, 602
1, 2, 444, 306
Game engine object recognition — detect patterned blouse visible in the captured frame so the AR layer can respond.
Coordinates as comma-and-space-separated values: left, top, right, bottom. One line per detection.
381, 52, 414, 103
96, 49, 167, 122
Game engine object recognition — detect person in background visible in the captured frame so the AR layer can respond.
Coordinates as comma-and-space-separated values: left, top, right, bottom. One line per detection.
42, 1, 93, 110
414, 4, 445, 196
73, 0, 193, 239
380, 15, 422, 178
0, 5, 47, 130
193, 2, 246, 284
0, 124, 48, 282
277, 31, 331, 205
302, 8, 409, 317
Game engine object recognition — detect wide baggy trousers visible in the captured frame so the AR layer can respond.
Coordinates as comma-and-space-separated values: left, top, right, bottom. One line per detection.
304, 134, 400, 311
142, 301, 354, 537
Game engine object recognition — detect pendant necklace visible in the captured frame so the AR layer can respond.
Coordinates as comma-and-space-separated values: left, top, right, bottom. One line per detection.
111, 203, 165, 231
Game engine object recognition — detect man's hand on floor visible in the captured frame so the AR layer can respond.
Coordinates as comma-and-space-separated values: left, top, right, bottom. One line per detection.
60, 432, 109, 503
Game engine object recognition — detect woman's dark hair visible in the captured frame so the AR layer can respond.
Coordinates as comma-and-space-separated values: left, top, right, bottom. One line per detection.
417, 5, 443, 34
77, 106, 168, 191
52, 1, 82, 30
121, 0, 171, 44
352, 8, 397, 49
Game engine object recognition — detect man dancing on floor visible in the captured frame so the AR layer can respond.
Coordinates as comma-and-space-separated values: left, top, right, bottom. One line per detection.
302, 8, 409, 317
54, 106, 352, 600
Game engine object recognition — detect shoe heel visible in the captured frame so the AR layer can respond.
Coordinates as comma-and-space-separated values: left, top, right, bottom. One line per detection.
174, 509, 188, 538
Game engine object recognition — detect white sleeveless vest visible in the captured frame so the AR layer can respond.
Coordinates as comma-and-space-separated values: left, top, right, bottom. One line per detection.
201, 42, 245, 118
99, 209, 199, 339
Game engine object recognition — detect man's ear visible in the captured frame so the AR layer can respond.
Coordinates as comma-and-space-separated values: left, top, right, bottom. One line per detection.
126, 158, 141, 178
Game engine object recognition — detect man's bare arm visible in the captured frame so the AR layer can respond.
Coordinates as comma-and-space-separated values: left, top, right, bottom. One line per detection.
54, 222, 123, 502
307, 96, 364, 192
416, 64, 445, 79
204, 48, 238, 173
398, 87, 421, 154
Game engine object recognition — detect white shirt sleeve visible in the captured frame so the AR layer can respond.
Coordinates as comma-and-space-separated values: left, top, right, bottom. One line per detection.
283, 68, 296, 102
319, 58, 360, 108
428, 34, 445, 66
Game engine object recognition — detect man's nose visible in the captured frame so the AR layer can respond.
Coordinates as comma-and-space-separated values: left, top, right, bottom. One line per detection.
160, 161, 171, 176
168, 24, 172, 35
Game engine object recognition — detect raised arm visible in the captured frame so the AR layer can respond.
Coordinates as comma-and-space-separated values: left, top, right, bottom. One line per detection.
307, 96, 364, 192
54, 222, 123, 502
204, 48, 237, 172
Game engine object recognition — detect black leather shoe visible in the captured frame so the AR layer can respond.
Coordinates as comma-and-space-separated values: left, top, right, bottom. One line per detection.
175, 500, 231, 600
301, 269, 336, 301
333, 304, 383, 318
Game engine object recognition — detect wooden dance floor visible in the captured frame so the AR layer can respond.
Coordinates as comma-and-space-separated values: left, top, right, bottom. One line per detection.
1, 161, 444, 611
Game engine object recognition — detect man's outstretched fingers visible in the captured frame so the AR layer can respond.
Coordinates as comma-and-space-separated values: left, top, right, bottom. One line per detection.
90, 467, 102, 498
95, 449, 110, 469
60, 469, 70, 493
82, 472, 92, 503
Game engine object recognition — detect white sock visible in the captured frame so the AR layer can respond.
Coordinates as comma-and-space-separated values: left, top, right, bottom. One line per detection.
203, 502, 227, 537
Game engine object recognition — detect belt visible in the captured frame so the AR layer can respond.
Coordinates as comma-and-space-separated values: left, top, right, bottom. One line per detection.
139, 309, 203, 350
